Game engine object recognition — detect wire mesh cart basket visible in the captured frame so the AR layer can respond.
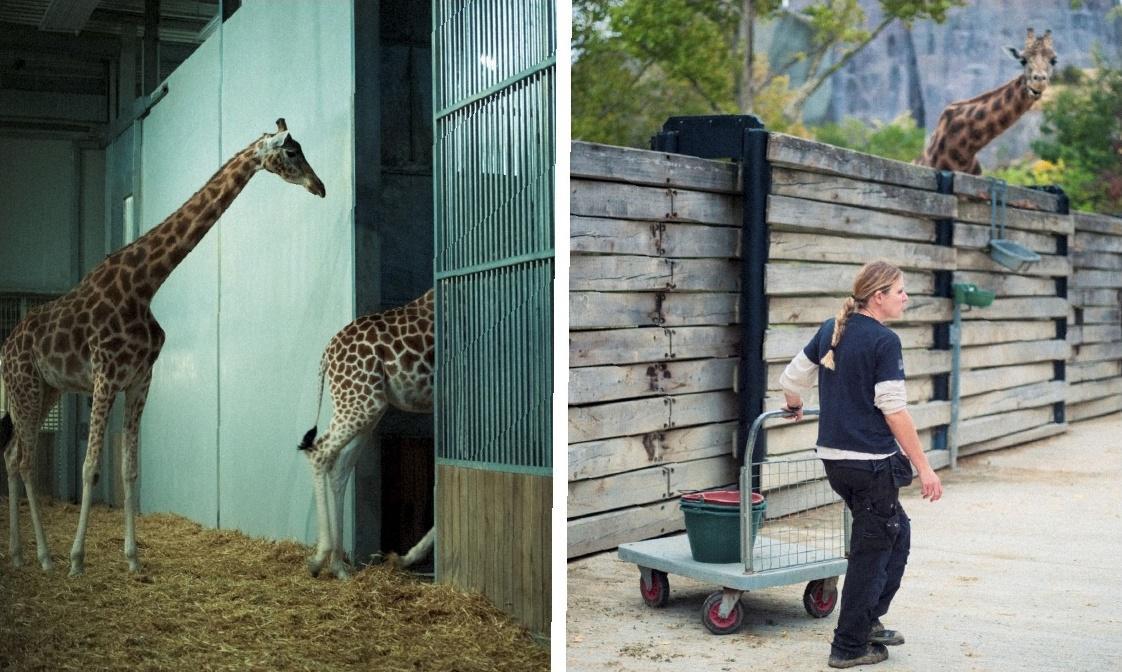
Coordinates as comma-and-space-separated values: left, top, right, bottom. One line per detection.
617, 408, 851, 634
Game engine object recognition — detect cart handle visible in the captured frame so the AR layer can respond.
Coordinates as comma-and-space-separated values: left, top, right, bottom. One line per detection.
737, 407, 820, 462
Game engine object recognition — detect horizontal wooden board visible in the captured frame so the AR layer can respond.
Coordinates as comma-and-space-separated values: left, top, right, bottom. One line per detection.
958, 380, 1066, 419
955, 222, 1059, 254
1072, 250, 1122, 271
952, 270, 1056, 297
1072, 341, 1122, 364
958, 422, 1067, 458
568, 422, 736, 481
1067, 360, 1122, 384
568, 390, 737, 443
959, 362, 1054, 397
568, 454, 737, 518
1067, 377, 1122, 405
1069, 288, 1119, 307
1079, 324, 1122, 344
960, 296, 1068, 321
1073, 211, 1122, 236
955, 249, 1071, 278
766, 194, 934, 242
960, 339, 1069, 369
768, 262, 934, 296
568, 357, 737, 405
955, 201, 1072, 235
570, 256, 739, 292
769, 294, 952, 325
765, 324, 932, 362
571, 141, 740, 193
567, 499, 681, 558
1081, 307, 1121, 324
1072, 269, 1122, 289
954, 173, 1060, 212
569, 325, 739, 368
770, 167, 955, 219
571, 179, 739, 225
1067, 395, 1122, 422
766, 133, 937, 191
1073, 230, 1122, 254
769, 231, 955, 271
959, 320, 1057, 346
958, 406, 1053, 446
570, 216, 740, 258
569, 291, 738, 329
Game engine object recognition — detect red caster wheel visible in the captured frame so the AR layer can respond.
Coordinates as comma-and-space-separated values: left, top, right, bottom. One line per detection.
639, 568, 669, 608
804, 578, 839, 618
701, 590, 744, 635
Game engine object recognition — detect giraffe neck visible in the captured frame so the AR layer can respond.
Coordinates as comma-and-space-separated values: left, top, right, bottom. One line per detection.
109, 146, 261, 303
968, 75, 1038, 150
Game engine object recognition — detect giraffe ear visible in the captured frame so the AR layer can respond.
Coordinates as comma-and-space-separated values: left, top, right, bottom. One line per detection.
264, 130, 291, 149
1005, 46, 1024, 63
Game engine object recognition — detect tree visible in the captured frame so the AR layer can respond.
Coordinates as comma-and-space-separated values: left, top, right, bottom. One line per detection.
572, 0, 963, 147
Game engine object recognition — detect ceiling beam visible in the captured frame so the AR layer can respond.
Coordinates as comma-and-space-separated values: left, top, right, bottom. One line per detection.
39, 0, 101, 35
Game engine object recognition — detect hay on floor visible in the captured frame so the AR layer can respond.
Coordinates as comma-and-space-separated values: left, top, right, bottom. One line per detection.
0, 498, 548, 672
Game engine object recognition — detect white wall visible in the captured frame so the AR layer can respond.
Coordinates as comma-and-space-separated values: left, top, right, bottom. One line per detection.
137, 0, 355, 543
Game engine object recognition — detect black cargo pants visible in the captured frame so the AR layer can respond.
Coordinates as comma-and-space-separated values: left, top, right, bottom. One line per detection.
822, 453, 912, 658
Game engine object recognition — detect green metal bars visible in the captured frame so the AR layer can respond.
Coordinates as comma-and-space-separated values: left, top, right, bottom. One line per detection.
433, 0, 555, 474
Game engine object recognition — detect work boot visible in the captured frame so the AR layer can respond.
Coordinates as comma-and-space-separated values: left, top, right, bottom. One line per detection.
828, 643, 889, 669
869, 619, 905, 646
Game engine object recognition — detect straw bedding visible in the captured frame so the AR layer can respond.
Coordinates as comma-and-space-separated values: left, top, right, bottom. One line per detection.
0, 498, 548, 672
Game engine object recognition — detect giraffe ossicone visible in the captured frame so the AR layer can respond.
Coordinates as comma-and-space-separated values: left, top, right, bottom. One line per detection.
298, 289, 435, 580
1, 119, 324, 576
917, 28, 1057, 175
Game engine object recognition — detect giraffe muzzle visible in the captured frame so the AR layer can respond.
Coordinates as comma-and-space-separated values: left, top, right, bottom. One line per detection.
306, 177, 326, 198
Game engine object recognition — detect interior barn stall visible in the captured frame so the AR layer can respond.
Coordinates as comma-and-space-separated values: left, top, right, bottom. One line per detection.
0, 0, 552, 638
568, 120, 1121, 557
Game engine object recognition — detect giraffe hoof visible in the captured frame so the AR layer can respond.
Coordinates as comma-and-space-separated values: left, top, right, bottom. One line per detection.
69, 556, 85, 577
39, 556, 54, 573
332, 564, 352, 581
306, 557, 323, 578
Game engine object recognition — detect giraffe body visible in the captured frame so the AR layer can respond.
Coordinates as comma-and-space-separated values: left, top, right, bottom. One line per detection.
2, 119, 324, 575
299, 289, 435, 579
917, 28, 1057, 175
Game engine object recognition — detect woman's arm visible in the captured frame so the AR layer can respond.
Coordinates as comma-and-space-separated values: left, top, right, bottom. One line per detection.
883, 409, 943, 502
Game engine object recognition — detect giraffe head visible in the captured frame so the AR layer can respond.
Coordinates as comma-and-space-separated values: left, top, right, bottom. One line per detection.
255, 118, 326, 197
1005, 28, 1056, 100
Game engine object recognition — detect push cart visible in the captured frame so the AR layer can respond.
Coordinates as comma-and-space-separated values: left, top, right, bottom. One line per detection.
617, 408, 851, 634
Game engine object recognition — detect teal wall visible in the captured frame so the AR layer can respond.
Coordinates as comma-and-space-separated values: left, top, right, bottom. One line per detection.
135, 0, 355, 544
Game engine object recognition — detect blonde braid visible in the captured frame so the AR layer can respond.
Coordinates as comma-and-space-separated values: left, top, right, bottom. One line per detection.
821, 296, 858, 370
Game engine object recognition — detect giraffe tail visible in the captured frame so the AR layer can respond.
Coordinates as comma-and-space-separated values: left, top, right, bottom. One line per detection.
0, 413, 12, 452
297, 354, 329, 452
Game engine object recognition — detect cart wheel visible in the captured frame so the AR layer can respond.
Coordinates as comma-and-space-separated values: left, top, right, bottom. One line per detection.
803, 579, 838, 618
701, 591, 744, 635
639, 568, 669, 608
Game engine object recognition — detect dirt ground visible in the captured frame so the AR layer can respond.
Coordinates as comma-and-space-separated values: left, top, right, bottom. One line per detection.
567, 412, 1122, 672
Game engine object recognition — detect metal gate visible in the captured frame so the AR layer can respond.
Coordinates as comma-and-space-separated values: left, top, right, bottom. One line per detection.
432, 0, 554, 634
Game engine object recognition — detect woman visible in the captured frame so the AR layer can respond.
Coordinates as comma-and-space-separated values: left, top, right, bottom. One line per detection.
779, 260, 943, 669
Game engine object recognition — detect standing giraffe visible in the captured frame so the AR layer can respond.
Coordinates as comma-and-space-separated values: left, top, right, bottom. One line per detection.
917, 28, 1057, 174
1, 119, 325, 576
297, 288, 435, 579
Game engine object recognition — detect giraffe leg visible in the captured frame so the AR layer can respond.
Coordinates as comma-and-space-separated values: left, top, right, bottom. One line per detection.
4, 430, 24, 568
327, 420, 381, 580
121, 373, 152, 573
305, 418, 363, 578
70, 379, 114, 577
396, 526, 434, 569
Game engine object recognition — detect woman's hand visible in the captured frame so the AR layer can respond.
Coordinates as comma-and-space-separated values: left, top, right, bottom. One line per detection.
783, 394, 804, 421
918, 467, 943, 502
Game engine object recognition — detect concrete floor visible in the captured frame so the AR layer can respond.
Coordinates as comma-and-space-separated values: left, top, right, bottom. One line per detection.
567, 412, 1122, 672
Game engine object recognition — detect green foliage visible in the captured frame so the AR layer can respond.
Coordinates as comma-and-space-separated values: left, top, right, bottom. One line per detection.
812, 113, 926, 162
1029, 58, 1122, 213
572, 0, 963, 148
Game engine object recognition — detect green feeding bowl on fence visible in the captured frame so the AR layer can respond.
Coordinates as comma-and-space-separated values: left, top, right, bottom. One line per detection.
953, 283, 995, 308
988, 239, 1041, 273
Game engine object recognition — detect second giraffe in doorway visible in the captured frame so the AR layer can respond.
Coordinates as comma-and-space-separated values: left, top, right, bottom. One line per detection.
917, 28, 1057, 174
298, 289, 435, 579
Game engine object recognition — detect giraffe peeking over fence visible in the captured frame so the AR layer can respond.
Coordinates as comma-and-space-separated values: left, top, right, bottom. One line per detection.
917, 28, 1057, 175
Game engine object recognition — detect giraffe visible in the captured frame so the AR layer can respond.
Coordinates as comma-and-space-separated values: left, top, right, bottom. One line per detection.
0, 119, 325, 576
297, 288, 435, 579
917, 28, 1057, 175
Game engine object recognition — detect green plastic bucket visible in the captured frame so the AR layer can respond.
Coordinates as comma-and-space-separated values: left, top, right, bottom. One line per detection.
680, 490, 766, 564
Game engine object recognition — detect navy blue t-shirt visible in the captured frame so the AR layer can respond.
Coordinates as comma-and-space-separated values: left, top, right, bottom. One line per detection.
803, 313, 905, 454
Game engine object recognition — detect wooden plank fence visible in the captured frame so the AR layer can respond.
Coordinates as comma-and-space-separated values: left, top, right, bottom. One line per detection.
568, 135, 1121, 558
